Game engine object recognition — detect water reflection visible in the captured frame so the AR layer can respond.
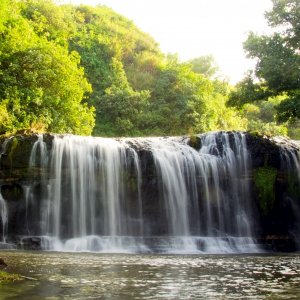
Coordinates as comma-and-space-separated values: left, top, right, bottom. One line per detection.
0, 251, 300, 299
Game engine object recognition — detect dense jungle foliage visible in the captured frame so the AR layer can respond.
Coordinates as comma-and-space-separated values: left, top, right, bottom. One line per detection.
0, 0, 299, 137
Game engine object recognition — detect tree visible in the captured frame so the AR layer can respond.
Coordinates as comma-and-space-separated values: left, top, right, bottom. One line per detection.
228, 0, 300, 125
96, 85, 150, 136
265, 0, 300, 49
244, 32, 299, 93
146, 57, 197, 135
64, 4, 162, 135
0, 0, 94, 135
188, 55, 219, 78
276, 93, 300, 122
145, 56, 246, 135
20, 0, 76, 46
0, 44, 94, 134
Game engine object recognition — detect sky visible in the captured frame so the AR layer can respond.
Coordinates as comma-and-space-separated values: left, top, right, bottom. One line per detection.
62, 0, 273, 83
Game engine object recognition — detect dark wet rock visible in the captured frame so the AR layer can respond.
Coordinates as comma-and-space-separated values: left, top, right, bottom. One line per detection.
18, 237, 43, 251
257, 236, 298, 252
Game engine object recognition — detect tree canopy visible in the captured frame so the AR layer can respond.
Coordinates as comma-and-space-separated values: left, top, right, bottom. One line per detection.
229, 0, 300, 128
0, 0, 247, 137
0, 0, 94, 135
0, 0, 297, 138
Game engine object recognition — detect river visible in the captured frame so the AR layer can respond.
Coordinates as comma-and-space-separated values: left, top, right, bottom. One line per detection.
1, 251, 300, 299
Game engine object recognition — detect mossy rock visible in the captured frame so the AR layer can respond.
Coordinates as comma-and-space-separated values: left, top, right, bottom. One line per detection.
0, 271, 22, 284
7, 137, 19, 163
254, 166, 278, 215
187, 134, 201, 150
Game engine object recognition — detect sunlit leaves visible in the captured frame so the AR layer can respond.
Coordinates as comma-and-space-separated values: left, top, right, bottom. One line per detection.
0, 0, 94, 135
265, 0, 300, 49
188, 55, 219, 78
0, 0, 254, 137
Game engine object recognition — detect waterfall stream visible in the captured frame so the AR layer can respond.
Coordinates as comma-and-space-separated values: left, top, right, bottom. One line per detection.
0, 193, 7, 243
0, 137, 11, 244
15, 132, 259, 253
278, 139, 300, 246
2, 132, 299, 253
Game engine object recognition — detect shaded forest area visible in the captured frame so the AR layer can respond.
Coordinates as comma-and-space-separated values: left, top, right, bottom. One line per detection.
0, 0, 299, 138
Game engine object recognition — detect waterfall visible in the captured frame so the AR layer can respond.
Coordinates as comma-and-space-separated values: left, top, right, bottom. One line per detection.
5, 132, 266, 253
278, 139, 300, 247
41, 135, 145, 252
0, 193, 7, 242
144, 132, 256, 252
147, 137, 200, 252
279, 142, 300, 182
197, 132, 255, 251
0, 137, 11, 244
22, 135, 49, 236
126, 132, 257, 253
198, 132, 254, 236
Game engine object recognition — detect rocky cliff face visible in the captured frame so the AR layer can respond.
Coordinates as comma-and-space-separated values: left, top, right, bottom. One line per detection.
0, 132, 299, 252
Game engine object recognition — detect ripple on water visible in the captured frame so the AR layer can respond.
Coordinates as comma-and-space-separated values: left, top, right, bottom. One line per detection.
0, 251, 300, 299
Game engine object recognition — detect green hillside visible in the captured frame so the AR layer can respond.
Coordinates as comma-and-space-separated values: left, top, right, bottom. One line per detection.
0, 0, 298, 137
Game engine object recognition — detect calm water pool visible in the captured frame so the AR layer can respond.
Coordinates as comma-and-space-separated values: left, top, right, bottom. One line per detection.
0, 251, 300, 299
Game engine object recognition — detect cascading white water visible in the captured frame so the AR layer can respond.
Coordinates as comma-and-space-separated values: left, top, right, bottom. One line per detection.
279, 141, 300, 182
199, 132, 253, 236
40, 135, 145, 252
146, 138, 200, 252
17, 132, 261, 253
0, 193, 7, 242
133, 132, 257, 253
25, 135, 49, 234
197, 132, 256, 251
0, 137, 11, 244
151, 140, 190, 236
278, 139, 300, 246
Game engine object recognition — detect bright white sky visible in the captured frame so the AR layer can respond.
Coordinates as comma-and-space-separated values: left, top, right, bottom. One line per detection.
62, 0, 273, 83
